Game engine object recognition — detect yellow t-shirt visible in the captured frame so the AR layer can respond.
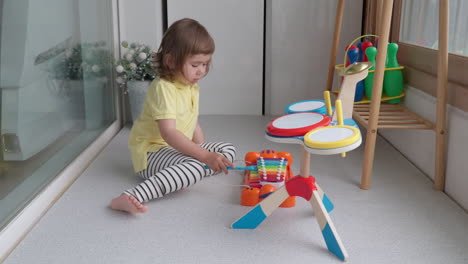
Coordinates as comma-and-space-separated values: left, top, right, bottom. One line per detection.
128, 77, 199, 172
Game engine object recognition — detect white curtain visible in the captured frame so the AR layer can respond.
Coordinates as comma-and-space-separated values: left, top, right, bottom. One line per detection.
400, 0, 467, 56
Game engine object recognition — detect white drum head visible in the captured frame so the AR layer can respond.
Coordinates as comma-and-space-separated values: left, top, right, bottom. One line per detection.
304, 125, 361, 155
288, 101, 325, 112
272, 112, 325, 129
307, 127, 355, 143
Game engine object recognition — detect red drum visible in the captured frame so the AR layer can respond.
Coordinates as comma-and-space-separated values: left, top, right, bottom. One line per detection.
266, 112, 331, 137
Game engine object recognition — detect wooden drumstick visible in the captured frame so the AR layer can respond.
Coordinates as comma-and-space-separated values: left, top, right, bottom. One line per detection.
204, 165, 256, 171
335, 100, 346, 158
324, 91, 333, 117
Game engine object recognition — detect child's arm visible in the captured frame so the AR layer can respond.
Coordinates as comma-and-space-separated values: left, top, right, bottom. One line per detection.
192, 121, 205, 144
157, 119, 233, 174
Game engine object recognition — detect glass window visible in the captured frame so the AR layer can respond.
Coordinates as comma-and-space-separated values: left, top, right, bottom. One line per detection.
400, 0, 468, 57
0, 0, 116, 229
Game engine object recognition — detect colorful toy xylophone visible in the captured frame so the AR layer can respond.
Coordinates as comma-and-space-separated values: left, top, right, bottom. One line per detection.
241, 150, 296, 208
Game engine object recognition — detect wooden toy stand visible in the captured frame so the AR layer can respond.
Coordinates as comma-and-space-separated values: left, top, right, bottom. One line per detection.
325, 0, 449, 191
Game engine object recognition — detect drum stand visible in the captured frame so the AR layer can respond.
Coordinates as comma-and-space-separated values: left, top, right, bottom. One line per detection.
231, 147, 348, 261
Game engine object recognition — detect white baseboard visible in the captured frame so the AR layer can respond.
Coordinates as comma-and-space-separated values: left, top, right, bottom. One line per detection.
0, 121, 121, 262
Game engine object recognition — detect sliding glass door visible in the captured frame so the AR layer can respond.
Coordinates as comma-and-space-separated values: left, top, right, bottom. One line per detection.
0, 0, 116, 229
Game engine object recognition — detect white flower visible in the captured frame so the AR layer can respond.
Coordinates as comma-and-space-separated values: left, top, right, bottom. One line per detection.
115, 65, 124, 73
116, 76, 125, 84
65, 49, 73, 58
125, 53, 133, 61
137, 52, 147, 62
130, 63, 137, 71
81, 62, 87, 68
91, 65, 101, 72
128, 49, 135, 55
121, 41, 129, 48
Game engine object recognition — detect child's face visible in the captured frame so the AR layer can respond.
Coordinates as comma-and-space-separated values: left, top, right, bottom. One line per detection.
179, 54, 212, 85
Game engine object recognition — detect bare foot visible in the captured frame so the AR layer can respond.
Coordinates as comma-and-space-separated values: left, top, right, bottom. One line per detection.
110, 194, 148, 214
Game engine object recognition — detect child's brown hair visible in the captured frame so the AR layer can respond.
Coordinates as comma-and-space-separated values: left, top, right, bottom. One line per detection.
155, 18, 215, 81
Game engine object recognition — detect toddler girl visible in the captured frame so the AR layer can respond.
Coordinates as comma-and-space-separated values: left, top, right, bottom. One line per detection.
111, 18, 236, 213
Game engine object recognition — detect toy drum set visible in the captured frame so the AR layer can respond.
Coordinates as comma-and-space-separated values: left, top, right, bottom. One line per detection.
231, 61, 373, 262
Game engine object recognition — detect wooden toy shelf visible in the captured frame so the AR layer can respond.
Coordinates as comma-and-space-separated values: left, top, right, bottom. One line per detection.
332, 89, 406, 104
325, 0, 449, 190
353, 91, 405, 104
352, 103, 434, 130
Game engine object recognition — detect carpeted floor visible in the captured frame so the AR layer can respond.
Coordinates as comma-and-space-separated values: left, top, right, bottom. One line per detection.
5, 115, 468, 264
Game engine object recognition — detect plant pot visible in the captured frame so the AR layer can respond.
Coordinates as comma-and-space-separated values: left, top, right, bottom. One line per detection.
48, 79, 85, 131
127, 80, 151, 122
64, 80, 85, 124
83, 78, 107, 129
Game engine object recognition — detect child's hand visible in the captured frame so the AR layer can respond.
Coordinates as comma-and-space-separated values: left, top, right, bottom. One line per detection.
201, 152, 234, 174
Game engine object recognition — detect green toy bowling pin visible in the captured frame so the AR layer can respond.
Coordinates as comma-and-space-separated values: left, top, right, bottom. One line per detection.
364, 47, 377, 100
383, 43, 404, 104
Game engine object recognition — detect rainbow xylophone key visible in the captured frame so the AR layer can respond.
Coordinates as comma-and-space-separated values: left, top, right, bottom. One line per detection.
257, 157, 288, 182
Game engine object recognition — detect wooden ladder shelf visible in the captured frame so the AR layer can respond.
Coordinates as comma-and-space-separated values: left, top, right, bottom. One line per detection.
353, 103, 434, 130
325, 0, 448, 190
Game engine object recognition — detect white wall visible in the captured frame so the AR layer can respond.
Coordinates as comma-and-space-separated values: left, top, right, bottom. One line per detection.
117, 0, 163, 51
167, 0, 264, 115
267, 0, 363, 115
380, 86, 468, 210
118, 0, 362, 116
117, 0, 163, 122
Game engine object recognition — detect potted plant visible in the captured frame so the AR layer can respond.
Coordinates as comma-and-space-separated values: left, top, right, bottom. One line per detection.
114, 41, 157, 122
49, 41, 112, 129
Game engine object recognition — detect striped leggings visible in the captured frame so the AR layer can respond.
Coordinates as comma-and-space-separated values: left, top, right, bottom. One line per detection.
125, 142, 236, 203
